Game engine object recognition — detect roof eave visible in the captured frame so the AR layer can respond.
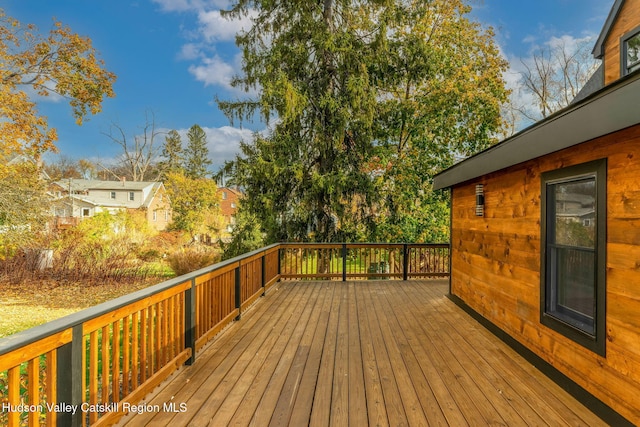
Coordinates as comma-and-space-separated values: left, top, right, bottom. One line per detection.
433, 70, 640, 190
592, 0, 625, 59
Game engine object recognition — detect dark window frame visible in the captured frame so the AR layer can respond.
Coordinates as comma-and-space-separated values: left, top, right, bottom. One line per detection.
621, 25, 640, 76
540, 159, 607, 356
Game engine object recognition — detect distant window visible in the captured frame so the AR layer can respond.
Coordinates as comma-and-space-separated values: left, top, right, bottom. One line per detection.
82, 208, 90, 217
541, 159, 606, 355
110, 191, 116, 199
165, 210, 169, 221
622, 27, 640, 75
129, 191, 135, 201
231, 202, 236, 209
222, 191, 227, 200
153, 211, 157, 221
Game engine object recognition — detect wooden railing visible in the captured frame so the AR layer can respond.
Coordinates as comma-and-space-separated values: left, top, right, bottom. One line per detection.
0, 243, 448, 426
279, 243, 450, 280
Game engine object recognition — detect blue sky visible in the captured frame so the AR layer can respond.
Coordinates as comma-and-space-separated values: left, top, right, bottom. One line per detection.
3, 0, 612, 173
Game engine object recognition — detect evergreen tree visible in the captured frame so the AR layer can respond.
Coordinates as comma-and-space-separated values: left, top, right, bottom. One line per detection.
219, 0, 507, 245
183, 124, 212, 179
158, 129, 183, 179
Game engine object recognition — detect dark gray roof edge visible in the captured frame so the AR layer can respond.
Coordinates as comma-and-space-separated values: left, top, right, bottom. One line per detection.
571, 64, 604, 104
433, 70, 640, 190
592, 0, 625, 58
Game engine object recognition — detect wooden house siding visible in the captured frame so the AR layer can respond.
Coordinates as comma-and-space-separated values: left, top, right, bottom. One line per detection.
604, 0, 640, 84
450, 123, 640, 424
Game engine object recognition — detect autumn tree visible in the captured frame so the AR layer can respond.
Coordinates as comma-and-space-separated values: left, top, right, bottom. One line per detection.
103, 110, 163, 181
0, 9, 115, 250
515, 36, 599, 123
183, 124, 212, 179
0, 9, 116, 159
158, 129, 184, 179
164, 171, 221, 239
219, 0, 507, 245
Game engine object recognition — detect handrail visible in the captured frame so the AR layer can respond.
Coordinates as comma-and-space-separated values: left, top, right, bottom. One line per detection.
0, 242, 448, 426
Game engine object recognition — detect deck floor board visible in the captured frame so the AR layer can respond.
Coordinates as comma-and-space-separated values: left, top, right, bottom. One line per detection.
118, 280, 607, 427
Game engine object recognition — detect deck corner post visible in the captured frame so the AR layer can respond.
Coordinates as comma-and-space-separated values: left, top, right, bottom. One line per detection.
403, 243, 409, 281
184, 278, 197, 365
235, 264, 242, 320
56, 324, 83, 427
342, 243, 347, 281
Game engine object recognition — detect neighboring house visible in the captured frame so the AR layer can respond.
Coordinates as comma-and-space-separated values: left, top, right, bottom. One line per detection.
50, 179, 172, 231
218, 187, 242, 238
433, 1, 640, 424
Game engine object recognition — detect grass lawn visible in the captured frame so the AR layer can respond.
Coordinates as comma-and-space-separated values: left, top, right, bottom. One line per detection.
0, 278, 164, 338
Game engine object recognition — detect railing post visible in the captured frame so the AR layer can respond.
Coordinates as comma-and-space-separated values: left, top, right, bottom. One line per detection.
235, 263, 242, 320
184, 278, 196, 365
56, 324, 83, 427
261, 252, 266, 296
403, 243, 409, 281
342, 244, 347, 282
277, 248, 282, 276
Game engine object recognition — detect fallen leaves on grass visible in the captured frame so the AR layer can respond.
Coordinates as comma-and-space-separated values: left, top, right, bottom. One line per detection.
0, 277, 162, 338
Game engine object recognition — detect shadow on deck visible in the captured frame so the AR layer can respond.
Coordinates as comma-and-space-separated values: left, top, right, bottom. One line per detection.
117, 280, 605, 426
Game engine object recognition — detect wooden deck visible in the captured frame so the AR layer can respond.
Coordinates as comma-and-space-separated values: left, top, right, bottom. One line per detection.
117, 280, 606, 426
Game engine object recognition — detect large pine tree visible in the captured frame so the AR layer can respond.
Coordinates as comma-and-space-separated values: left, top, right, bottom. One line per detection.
220, 0, 508, 245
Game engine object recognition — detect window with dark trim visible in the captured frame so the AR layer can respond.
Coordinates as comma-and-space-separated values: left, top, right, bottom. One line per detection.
622, 26, 640, 75
541, 159, 606, 355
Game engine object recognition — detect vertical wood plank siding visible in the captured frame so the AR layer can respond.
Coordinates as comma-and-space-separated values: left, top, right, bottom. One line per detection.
450, 124, 640, 424
604, 0, 640, 84
2, 243, 440, 426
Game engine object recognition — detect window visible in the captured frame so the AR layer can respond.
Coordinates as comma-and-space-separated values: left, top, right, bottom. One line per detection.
222, 191, 227, 200
129, 192, 135, 201
622, 27, 640, 75
153, 211, 157, 221
82, 208, 90, 217
541, 159, 606, 355
110, 191, 116, 199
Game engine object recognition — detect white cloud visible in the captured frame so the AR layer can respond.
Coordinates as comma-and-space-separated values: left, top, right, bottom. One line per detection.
197, 9, 255, 42
188, 54, 236, 89
151, 0, 232, 13
178, 43, 201, 60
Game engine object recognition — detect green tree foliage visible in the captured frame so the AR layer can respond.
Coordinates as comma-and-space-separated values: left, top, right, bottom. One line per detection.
219, 204, 265, 260
158, 129, 184, 179
164, 171, 220, 238
0, 158, 49, 255
220, 0, 380, 243
220, 0, 507, 244
372, 0, 508, 242
183, 124, 212, 179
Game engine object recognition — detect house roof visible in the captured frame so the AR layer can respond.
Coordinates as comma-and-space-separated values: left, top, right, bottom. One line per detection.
432, 69, 640, 190
54, 179, 158, 192
592, 0, 625, 59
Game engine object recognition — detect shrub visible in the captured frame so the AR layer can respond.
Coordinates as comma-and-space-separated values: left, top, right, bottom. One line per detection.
166, 246, 219, 276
